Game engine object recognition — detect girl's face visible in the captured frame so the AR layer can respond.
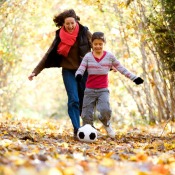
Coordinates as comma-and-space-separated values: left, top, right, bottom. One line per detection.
92, 39, 105, 54
64, 17, 76, 33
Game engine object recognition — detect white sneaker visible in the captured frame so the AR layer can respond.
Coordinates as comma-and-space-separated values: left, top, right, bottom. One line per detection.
105, 124, 115, 138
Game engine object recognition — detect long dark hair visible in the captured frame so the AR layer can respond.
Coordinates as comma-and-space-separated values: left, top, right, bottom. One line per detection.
53, 9, 80, 28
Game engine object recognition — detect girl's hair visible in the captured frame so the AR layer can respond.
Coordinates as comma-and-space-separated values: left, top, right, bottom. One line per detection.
53, 9, 80, 28
92, 32, 106, 43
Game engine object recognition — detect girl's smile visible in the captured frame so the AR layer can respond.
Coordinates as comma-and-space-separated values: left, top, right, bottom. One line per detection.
92, 39, 105, 56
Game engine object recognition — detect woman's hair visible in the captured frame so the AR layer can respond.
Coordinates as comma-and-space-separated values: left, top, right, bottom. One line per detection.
53, 9, 80, 27
91, 32, 106, 43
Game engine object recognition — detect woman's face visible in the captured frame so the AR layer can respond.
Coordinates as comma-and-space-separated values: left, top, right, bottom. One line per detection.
63, 17, 76, 33
92, 39, 105, 54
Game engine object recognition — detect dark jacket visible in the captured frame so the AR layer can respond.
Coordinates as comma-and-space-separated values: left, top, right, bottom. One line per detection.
32, 23, 91, 76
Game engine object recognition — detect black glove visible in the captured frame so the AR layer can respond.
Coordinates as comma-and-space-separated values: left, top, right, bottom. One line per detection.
76, 74, 83, 82
133, 77, 144, 85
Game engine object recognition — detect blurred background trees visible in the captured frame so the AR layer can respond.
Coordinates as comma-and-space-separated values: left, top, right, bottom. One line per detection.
0, 0, 174, 124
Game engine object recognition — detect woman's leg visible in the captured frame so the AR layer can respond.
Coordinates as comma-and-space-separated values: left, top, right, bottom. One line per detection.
77, 71, 88, 115
62, 69, 80, 134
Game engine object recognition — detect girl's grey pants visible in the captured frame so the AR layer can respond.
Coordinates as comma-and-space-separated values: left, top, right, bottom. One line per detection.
81, 88, 112, 127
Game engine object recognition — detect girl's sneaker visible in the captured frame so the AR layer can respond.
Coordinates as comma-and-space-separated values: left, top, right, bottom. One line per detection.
104, 124, 115, 138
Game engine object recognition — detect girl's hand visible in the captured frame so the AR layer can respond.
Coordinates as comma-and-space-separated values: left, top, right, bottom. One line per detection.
75, 74, 83, 82
28, 73, 36, 81
133, 77, 144, 85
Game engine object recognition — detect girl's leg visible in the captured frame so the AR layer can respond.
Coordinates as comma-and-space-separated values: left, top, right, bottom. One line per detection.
81, 88, 96, 126
96, 89, 112, 126
96, 89, 115, 138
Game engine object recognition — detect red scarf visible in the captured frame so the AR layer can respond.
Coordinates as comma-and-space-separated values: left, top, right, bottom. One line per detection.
57, 23, 79, 57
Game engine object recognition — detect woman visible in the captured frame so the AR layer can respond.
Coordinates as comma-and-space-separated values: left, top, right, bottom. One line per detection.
75, 32, 143, 138
28, 9, 92, 138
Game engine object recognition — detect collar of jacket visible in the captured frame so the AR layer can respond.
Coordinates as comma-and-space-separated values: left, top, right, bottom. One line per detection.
44, 23, 90, 68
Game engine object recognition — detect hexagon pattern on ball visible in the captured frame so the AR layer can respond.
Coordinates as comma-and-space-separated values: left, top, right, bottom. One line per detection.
77, 124, 98, 142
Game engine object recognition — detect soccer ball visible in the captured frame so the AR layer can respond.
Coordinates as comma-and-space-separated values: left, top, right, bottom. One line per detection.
77, 124, 98, 143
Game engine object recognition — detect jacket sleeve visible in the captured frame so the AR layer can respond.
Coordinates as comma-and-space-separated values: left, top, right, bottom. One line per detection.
87, 30, 92, 48
32, 34, 58, 76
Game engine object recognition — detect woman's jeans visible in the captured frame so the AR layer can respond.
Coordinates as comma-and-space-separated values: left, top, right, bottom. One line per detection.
62, 68, 87, 134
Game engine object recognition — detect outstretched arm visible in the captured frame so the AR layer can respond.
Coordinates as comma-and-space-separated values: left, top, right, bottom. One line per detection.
75, 55, 88, 75
28, 31, 59, 80
28, 73, 36, 81
112, 56, 143, 84
75, 56, 88, 82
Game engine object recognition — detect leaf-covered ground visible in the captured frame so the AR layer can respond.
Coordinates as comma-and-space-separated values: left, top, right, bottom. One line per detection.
0, 115, 175, 175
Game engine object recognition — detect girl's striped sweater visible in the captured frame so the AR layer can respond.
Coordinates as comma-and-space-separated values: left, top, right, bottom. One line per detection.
75, 51, 138, 82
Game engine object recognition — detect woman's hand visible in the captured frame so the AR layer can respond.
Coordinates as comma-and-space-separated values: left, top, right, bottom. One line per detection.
28, 73, 36, 81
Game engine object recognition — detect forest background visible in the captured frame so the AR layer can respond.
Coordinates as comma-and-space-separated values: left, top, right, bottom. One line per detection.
0, 0, 175, 174
1, 0, 175, 124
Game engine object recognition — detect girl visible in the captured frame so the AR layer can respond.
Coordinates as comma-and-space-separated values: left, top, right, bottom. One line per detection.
75, 32, 143, 138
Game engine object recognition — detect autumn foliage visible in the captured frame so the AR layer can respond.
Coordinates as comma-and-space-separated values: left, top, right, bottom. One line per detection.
0, 115, 174, 175
1, 0, 175, 174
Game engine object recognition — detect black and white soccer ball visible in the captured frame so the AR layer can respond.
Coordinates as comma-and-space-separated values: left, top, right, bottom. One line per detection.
77, 124, 98, 143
